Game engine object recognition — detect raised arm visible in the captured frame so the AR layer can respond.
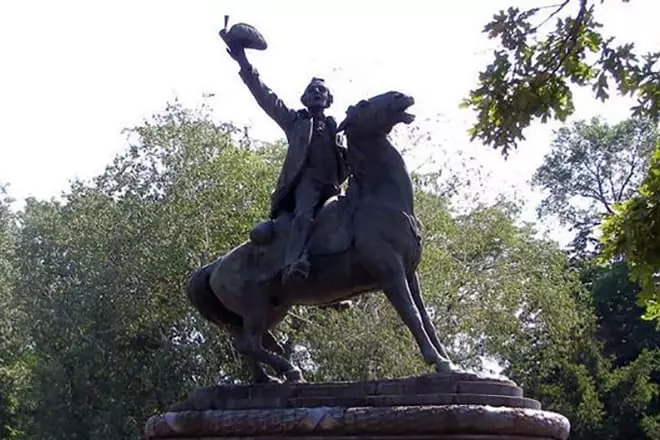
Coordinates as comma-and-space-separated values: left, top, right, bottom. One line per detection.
227, 46, 296, 130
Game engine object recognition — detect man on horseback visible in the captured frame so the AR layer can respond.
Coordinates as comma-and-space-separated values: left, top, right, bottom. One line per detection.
226, 45, 348, 284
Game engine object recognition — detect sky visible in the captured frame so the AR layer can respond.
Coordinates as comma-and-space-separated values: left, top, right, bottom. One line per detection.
1, 0, 658, 244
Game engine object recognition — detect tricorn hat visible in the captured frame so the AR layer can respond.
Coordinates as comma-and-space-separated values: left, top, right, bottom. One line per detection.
219, 16, 267, 51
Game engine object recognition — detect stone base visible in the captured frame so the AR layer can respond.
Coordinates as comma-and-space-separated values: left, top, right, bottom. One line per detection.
144, 373, 569, 440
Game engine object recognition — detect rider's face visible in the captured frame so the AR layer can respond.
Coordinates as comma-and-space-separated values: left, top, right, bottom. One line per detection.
302, 81, 331, 110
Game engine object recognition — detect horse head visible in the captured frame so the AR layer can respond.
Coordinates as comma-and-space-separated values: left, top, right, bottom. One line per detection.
337, 91, 415, 137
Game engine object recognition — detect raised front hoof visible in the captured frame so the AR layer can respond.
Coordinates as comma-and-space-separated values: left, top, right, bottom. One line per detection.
284, 368, 305, 383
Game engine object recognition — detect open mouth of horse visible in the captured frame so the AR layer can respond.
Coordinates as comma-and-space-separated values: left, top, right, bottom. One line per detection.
395, 96, 416, 124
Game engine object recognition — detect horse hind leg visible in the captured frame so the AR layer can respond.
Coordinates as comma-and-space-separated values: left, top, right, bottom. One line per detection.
261, 329, 284, 355
232, 328, 283, 383
236, 299, 304, 383
241, 327, 303, 382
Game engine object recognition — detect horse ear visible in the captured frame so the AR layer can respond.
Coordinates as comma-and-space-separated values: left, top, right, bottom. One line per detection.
337, 106, 354, 132
326, 116, 337, 131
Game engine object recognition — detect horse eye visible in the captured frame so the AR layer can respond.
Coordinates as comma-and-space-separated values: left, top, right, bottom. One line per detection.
358, 100, 368, 108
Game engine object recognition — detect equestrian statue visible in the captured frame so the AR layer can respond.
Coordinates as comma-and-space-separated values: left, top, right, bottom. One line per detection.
186, 18, 458, 383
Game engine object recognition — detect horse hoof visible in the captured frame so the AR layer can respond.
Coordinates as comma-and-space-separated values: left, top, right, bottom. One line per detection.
254, 373, 283, 384
285, 368, 305, 383
435, 360, 457, 373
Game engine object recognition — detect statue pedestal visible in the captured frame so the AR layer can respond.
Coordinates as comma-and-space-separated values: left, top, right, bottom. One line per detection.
144, 373, 569, 440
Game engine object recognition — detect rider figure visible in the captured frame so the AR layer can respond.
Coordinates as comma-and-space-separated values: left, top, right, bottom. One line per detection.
226, 45, 348, 284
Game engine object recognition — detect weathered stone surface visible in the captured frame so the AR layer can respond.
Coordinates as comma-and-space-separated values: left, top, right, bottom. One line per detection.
170, 373, 527, 412
146, 374, 569, 439
144, 405, 570, 439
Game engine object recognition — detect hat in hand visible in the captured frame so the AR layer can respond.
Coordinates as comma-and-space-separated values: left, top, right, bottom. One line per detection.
219, 16, 267, 51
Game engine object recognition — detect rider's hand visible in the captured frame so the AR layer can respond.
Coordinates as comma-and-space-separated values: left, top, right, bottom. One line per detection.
226, 45, 248, 67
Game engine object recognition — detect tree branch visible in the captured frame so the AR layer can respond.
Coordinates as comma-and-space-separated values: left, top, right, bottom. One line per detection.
616, 161, 637, 202
616, 131, 646, 202
580, 158, 614, 214
531, 0, 573, 32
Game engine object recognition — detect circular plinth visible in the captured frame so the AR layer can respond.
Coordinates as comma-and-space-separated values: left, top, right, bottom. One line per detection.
145, 405, 569, 439
145, 373, 570, 439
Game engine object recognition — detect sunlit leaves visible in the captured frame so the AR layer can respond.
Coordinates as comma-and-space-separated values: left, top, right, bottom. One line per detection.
465, 0, 660, 156
600, 143, 660, 321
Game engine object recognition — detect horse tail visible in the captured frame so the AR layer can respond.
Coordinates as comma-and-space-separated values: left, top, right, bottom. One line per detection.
187, 260, 243, 328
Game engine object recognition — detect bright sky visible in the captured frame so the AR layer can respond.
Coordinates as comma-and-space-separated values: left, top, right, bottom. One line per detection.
1, 0, 658, 243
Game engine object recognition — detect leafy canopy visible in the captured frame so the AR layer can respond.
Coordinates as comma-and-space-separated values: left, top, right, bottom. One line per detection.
468, 0, 660, 322
601, 143, 660, 321
464, 0, 660, 156
531, 117, 656, 256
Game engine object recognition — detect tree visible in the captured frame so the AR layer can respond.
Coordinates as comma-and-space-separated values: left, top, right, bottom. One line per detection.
4, 100, 592, 438
468, 0, 660, 321
11, 101, 281, 439
464, 0, 659, 156
601, 144, 660, 321
585, 263, 660, 365
0, 185, 31, 440
526, 113, 660, 438
521, 261, 660, 440
531, 117, 656, 256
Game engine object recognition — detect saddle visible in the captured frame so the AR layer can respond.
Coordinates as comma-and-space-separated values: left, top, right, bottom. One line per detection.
247, 196, 354, 283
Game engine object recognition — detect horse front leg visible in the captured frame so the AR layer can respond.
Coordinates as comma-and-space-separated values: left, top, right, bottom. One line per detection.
362, 246, 449, 373
381, 272, 449, 370
407, 272, 455, 372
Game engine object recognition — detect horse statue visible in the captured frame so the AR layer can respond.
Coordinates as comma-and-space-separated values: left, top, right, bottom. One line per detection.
187, 91, 457, 383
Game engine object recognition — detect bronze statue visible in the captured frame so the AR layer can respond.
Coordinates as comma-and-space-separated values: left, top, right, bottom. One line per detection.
145, 21, 572, 440
187, 86, 458, 382
224, 26, 347, 284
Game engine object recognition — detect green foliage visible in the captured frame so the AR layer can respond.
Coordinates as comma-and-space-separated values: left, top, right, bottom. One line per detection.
469, 0, 660, 321
532, 117, 657, 256
602, 348, 660, 440
525, 263, 660, 440
464, 0, 660, 156
529, 112, 660, 319
528, 109, 660, 438
10, 101, 282, 439
586, 263, 660, 364
532, 340, 608, 440
0, 185, 25, 440
0, 100, 595, 438
417, 197, 583, 379
601, 142, 660, 321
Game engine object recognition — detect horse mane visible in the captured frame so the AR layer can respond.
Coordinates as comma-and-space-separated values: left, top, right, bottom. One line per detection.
344, 129, 393, 178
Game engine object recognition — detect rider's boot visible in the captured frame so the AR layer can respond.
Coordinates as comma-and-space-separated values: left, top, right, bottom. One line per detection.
282, 214, 313, 285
